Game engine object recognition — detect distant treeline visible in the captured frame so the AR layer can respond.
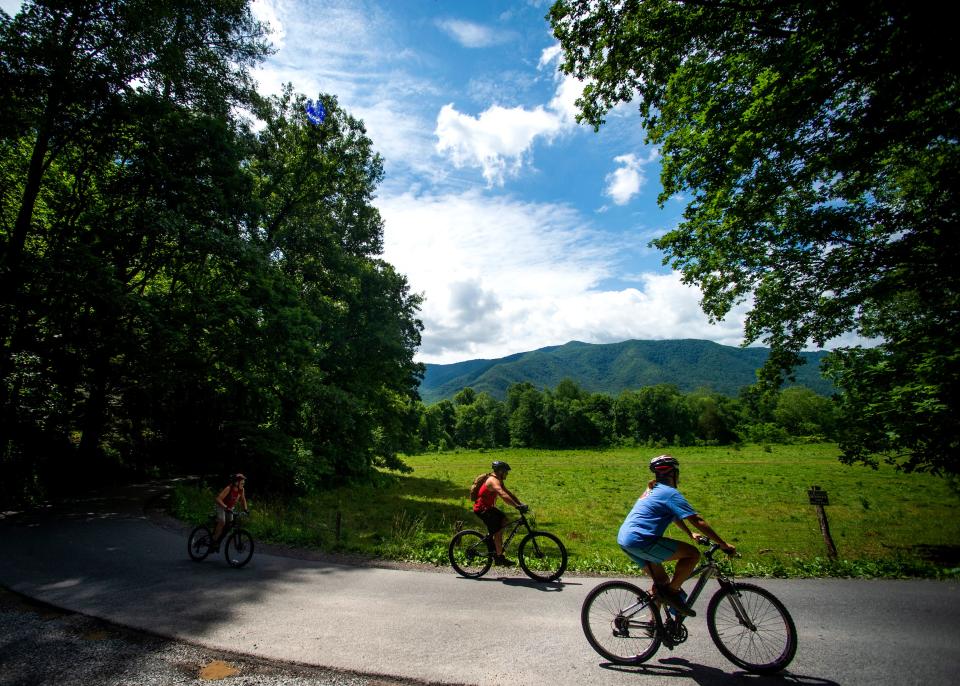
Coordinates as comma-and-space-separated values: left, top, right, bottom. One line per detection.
411, 379, 836, 451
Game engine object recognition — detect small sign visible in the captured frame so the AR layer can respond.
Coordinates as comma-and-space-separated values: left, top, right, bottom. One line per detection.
808, 486, 829, 506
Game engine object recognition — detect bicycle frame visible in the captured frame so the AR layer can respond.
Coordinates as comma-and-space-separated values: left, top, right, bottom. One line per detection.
496, 513, 532, 551
617, 543, 754, 640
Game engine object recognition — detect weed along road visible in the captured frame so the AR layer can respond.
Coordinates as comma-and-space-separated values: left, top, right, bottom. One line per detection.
1, 483, 958, 686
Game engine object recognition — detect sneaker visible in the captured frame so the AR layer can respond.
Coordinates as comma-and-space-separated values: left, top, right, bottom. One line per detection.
666, 589, 689, 619
494, 555, 515, 567
655, 584, 696, 617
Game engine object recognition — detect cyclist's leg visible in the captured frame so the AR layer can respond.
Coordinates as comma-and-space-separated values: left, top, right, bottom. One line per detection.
476, 508, 506, 555
213, 505, 227, 541
662, 541, 700, 591
622, 539, 698, 616
644, 562, 670, 588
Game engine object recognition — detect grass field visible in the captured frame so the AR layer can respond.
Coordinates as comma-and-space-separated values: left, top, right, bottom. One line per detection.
172, 444, 960, 578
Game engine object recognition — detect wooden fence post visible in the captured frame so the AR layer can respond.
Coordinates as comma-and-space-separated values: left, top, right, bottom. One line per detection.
808, 485, 838, 559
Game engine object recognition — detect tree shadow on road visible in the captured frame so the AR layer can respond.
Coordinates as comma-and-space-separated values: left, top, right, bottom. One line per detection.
600, 656, 839, 686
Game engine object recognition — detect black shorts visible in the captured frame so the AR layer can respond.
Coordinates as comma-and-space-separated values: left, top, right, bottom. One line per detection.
475, 507, 507, 534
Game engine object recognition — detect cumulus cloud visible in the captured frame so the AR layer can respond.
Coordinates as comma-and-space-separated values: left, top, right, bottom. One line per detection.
435, 104, 564, 185
604, 149, 659, 205
435, 18, 514, 48
433, 43, 586, 185
379, 190, 747, 363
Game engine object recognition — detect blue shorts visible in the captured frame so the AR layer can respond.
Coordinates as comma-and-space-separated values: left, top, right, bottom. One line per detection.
620, 538, 680, 565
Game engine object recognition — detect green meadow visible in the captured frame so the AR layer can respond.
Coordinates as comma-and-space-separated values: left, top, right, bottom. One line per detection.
172, 444, 960, 578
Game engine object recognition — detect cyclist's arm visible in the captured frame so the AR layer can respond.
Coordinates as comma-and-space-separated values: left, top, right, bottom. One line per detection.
489, 478, 521, 508
239, 491, 248, 511
215, 486, 231, 509
674, 517, 697, 541
684, 514, 736, 553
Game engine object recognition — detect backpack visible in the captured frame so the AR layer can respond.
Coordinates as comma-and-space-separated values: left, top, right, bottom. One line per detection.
469, 472, 492, 502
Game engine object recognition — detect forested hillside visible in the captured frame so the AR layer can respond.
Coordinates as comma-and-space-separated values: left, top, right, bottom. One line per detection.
419, 339, 831, 404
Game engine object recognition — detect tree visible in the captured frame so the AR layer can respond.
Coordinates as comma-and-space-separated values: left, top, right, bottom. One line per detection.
507, 383, 547, 447
0, 2, 424, 502
1, 0, 270, 500
774, 386, 837, 438
550, 0, 960, 475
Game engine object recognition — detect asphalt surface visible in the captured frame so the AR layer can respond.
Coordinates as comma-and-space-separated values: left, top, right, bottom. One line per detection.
2, 481, 959, 686
0, 586, 423, 686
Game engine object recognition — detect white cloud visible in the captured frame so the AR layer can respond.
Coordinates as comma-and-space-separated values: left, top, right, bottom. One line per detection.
537, 44, 563, 69
435, 18, 513, 48
0, 0, 24, 16
250, 0, 286, 50
432, 44, 588, 185
435, 103, 564, 185
604, 150, 659, 205
379, 190, 747, 363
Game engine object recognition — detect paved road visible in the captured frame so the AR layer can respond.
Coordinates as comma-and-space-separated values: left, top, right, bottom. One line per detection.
1, 481, 958, 686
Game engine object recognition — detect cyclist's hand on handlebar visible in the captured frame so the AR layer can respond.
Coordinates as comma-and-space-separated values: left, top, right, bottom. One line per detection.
722, 543, 737, 557
517, 503, 529, 514
694, 535, 710, 545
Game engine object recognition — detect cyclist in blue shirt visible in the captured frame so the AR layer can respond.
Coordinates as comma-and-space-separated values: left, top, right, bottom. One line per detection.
618, 455, 736, 617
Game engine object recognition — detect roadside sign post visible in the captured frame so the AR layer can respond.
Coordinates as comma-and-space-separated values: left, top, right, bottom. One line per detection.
807, 485, 838, 559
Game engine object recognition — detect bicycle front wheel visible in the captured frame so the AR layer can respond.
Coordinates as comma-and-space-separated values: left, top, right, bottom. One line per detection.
224, 529, 255, 568
448, 530, 493, 578
518, 531, 567, 582
707, 582, 797, 674
187, 525, 213, 561
581, 580, 661, 665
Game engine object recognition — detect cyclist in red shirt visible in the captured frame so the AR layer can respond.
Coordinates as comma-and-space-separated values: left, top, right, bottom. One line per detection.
213, 473, 248, 546
473, 461, 526, 566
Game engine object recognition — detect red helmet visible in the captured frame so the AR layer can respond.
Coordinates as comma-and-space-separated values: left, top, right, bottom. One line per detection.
649, 455, 679, 475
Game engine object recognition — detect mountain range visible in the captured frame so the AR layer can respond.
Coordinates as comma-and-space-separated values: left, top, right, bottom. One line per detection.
418, 339, 832, 404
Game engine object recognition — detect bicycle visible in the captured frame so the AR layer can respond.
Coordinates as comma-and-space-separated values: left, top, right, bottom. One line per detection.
581, 538, 797, 674
448, 507, 567, 582
187, 510, 255, 568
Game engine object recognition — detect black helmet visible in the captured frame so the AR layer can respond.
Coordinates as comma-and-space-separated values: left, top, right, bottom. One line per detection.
649, 455, 679, 475
491, 460, 511, 473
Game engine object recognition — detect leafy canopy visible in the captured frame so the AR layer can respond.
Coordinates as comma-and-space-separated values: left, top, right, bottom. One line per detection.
549, 0, 960, 475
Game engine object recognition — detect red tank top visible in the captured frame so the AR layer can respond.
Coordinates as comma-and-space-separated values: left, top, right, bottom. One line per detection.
473, 478, 497, 512
223, 485, 242, 509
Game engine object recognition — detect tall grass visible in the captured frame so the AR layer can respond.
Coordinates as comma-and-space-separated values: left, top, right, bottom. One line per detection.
171, 444, 960, 578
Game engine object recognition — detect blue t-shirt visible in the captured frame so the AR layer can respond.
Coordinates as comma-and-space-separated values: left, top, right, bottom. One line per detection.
617, 484, 698, 548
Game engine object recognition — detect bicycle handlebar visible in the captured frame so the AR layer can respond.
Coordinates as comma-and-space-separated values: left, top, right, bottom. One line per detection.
696, 536, 738, 559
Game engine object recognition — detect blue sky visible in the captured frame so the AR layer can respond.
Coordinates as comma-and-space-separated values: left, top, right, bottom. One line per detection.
245, 0, 764, 364
3, 0, 762, 364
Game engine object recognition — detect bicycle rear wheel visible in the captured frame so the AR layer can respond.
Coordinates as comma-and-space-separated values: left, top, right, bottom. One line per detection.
224, 529, 255, 568
707, 582, 797, 674
187, 525, 213, 561
518, 531, 567, 582
581, 580, 661, 665
448, 529, 493, 578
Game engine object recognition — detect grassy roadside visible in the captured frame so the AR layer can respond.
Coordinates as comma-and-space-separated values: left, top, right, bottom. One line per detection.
171, 444, 960, 579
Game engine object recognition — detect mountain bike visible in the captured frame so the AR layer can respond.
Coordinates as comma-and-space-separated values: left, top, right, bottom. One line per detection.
581, 538, 797, 674
187, 510, 255, 568
448, 507, 567, 582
